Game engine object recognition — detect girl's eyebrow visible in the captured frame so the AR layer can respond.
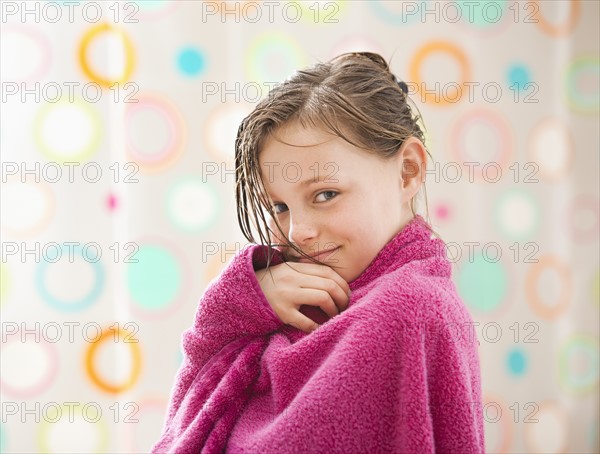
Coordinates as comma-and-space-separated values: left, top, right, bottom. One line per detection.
299, 174, 340, 187
300, 177, 324, 187
267, 173, 342, 199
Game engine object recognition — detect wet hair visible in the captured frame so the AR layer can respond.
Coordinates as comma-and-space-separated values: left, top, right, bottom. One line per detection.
235, 51, 440, 269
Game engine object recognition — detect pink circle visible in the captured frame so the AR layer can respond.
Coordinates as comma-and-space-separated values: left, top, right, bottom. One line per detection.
123, 396, 168, 452
433, 201, 452, 221
568, 194, 599, 243
107, 193, 118, 211
2, 25, 52, 82
450, 107, 513, 181
126, 101, 175, 161
125, 93, 185, 171
0, 332, 59, 398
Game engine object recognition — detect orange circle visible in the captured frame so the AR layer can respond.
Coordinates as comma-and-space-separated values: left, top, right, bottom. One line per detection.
79, 22, 135, 87
482, 394, 512, 453
409, 40, 471, 106
532, 0, 581, 37
526, 255, 572, 320
85, 326, 142, 394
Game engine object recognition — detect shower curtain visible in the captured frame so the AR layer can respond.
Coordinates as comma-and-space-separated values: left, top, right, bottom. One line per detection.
1, 1, 598, 452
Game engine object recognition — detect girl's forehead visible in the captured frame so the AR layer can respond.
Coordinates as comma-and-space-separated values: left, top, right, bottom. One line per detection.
258, 134, 342, 174
262, 124, 337, 151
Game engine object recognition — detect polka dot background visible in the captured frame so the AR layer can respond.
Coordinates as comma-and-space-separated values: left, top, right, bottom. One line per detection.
0, 1, 598, 452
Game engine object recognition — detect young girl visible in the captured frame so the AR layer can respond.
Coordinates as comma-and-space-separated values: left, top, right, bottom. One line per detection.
152, 52, 485, 453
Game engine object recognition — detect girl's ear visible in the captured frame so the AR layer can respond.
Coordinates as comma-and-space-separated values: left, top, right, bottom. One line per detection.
396, 137, 427, 202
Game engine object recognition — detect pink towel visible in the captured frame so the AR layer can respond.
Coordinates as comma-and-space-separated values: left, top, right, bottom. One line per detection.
151, 214, 485, 453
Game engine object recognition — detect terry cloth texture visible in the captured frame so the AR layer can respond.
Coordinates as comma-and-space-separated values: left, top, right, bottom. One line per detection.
151, 214, 485, 454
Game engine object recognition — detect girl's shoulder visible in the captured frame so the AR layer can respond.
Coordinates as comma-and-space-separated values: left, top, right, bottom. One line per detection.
360, 264, 468, 327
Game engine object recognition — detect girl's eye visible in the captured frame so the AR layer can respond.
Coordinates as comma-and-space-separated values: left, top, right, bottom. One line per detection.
272, 191, 337, 214
273, 203, 288, 214
315, 190, 338, 202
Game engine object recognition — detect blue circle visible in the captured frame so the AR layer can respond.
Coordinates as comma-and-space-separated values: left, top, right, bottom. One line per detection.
177, 47, 205, 76
36, 244, 104, 312
507, 348, 527, 375
507, 63, 531, 91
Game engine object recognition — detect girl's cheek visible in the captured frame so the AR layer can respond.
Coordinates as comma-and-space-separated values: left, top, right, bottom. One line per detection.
267, 217, 285, 245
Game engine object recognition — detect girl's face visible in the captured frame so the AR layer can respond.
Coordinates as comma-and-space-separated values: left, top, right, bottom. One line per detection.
259, 121, 426, 283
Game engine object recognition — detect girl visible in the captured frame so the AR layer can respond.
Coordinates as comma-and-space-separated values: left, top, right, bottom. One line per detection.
152, 52, 485, 453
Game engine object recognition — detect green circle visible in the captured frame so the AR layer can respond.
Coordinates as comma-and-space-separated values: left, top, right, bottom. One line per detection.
166, 177, 220, 233
127, 245, 181, 310
245, 33, 306, 87
456, 0, 506, 28
135, 0, 169, 11
558, 335, 599, 395
494, 188, 540, 241
565, 56, 600, 114
458, 253, 507, 313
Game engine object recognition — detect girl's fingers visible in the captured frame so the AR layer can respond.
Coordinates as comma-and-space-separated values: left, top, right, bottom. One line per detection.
292, 287, 340, 319
295, 275, 349, 315
286, 262, 351, 307
286, 310, 321, 334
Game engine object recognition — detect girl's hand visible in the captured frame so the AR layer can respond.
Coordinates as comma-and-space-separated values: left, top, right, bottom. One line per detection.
255, 262, 351, 333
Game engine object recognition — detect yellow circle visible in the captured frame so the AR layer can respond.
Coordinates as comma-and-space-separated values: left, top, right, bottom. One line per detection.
85, 326, 141, 394
0, 263, 10, 305
34, 98, 102, 163
79, 23, 135, 87
38, 403, 109, 453
409, 41, 471, 106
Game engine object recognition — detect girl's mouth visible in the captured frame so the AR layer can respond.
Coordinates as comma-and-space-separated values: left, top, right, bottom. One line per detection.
298, 247, 340, 263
